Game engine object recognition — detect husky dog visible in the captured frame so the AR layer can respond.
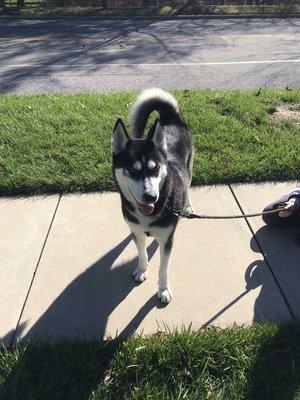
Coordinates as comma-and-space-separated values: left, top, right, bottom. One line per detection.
112, 88, 194, 303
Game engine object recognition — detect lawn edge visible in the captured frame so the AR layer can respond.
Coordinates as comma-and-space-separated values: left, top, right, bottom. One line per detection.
1, 12, 300, 20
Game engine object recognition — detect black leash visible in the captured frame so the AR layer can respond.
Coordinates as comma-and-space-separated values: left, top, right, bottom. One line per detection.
166, 202, 286, 220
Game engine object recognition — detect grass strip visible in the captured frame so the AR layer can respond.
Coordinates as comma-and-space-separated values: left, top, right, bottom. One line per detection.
1, 3, 299, 17
0, 89, 299, 195
0, 324, 299, 399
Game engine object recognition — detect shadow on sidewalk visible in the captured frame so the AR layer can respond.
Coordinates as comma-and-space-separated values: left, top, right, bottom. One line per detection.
201, 222, 300, 400
12, 234, 161, 343
245, 223, 300, 400
202, 221, 299, 328
9, 221, 298, 343
251, 223, 300, 319
0, 233, 163, 399
1, 222, 299, 399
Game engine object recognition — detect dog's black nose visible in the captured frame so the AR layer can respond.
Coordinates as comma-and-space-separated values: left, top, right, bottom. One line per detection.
143, 193, 157, 204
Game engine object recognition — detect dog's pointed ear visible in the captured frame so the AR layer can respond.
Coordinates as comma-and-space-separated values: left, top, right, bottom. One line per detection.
112, 119, 129, 154
148, 119, 167, 153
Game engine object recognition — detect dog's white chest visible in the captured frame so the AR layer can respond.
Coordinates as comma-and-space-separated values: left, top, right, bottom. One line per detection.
125, 210, 173, 242
125, 211, 153, 232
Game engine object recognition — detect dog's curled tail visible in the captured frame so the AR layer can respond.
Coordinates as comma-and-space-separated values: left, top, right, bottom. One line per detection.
130, 88, 183, 138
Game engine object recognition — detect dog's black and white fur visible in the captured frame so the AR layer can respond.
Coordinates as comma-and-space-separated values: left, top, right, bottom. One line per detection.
112, 88, 193, 303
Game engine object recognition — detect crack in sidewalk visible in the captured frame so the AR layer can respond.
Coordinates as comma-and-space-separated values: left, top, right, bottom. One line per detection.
10, 194, 62, 347
227, 183, 295, 320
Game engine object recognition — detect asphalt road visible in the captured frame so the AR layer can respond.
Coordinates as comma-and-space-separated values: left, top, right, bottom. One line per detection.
0, 18, 299, 93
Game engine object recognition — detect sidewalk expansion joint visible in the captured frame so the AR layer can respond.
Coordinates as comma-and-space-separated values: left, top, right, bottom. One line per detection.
228, 184, 295, 321
10, 194, 62, 347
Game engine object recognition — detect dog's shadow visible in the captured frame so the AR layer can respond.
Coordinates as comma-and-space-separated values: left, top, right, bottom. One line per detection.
13, 235, 160, 343
0, 235, 163, 400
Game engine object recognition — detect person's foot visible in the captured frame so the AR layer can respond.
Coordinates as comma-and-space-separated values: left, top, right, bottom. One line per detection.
278, 199, 298, 218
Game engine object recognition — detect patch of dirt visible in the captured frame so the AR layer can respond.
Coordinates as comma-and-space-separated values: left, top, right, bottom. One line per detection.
271, 106, 300, 123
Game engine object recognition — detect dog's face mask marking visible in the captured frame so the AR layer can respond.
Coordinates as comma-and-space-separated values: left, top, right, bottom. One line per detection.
112, 119, 167, 216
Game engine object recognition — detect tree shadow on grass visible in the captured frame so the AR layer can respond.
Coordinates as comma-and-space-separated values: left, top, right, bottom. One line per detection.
0, 337, 120, 400
244, 322, 300, 400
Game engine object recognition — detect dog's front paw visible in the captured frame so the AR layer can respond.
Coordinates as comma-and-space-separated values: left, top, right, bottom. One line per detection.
158, 287, 173, 303
133, 267, 148, 283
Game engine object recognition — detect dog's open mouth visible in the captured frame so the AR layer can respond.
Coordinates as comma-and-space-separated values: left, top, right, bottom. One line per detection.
137, 203, 155, 215
128, 187, 156, 216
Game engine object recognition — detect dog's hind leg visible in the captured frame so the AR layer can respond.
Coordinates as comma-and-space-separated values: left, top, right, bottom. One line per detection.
157, 232, 174, 303
132, 232, 148, 282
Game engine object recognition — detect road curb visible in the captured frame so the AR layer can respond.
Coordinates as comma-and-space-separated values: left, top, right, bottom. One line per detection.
0, 13, 299, 21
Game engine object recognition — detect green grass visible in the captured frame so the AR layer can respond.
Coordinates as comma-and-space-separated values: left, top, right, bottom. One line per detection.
0, 89, 299, 195
0, 324, 300, 399
1, 3, 169, 17
1, 1, 299, 17
211, 4, 300, 15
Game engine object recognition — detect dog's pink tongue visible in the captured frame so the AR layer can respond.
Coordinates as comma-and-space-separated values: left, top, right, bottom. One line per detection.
138, 203, 155, 215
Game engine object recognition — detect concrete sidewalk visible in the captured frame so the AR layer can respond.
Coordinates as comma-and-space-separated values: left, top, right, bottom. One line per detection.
0, 181, 299, 346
